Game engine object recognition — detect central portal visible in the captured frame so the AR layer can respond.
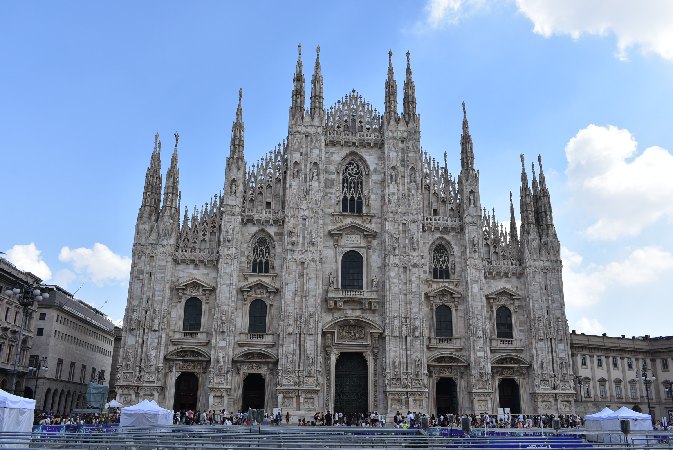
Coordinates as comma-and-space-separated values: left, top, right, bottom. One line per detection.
334, 352, 368, 414
436, 378, 459, 415
174, 372, 198, 411
498, 378, 521, 414
242, 373, 265, 411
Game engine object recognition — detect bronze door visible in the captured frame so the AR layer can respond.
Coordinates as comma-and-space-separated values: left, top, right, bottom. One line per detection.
334, 352, 368, 414
498, 378, 521, 414
173, 372, 198, 411
436, 377, 459, 415
242, 373, 265, 411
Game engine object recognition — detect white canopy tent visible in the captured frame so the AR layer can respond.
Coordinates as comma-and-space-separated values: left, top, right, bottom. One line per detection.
0, 389, 36, 448
120, 400, 172, 427
105, 399, 123, 408
584, 406, 652, 443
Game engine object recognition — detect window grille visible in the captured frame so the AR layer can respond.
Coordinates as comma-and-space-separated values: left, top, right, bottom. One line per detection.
251, 237, 271, 273
341, 161, 363, 214
432, 245, 450, 280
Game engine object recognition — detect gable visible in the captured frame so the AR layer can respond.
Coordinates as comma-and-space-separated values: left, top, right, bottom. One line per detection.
328, 221, 377, 238
425, 285, 462, 299
240, 279, 278, 293
175, 277, 215, 292
485, 287, 522, 300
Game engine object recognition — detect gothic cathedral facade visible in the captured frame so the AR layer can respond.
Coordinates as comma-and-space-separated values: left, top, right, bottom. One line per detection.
116, 46, 576, 417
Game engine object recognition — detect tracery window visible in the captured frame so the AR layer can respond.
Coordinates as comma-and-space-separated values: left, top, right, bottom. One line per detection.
248, 299, 267, 334
432, 244, 451, 280
341, 250, 363, 290
251, 236, 271, 273
435, 305, 453, 337
341, 161, 363, 214
183, 297, 202, 331
495, 306, 513, 339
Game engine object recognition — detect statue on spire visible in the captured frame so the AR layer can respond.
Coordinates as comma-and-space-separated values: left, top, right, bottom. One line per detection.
384, 50, 398, 122
403, 50, 416, 121
310, 44, 323, 119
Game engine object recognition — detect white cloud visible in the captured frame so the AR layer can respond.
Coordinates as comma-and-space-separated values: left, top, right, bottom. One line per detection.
422, 0, 487, 28
565, 124, 673, 240
575, 317, 605, 335
562, 245, 673, 308
58, 243, 131, 287
4, 243, 52, 280
515, 0, 673, 61
420, 0, 673, 62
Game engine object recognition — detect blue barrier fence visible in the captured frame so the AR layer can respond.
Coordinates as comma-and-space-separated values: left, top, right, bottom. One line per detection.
32, 424, 119, 434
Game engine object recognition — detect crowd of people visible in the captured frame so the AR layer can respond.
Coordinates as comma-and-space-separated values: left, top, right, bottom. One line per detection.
33, 408, 672, 431
34, 410, 120, 426
169, 409, 589, 429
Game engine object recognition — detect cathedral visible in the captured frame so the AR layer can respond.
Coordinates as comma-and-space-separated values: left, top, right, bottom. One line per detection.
116, 46, 576, 417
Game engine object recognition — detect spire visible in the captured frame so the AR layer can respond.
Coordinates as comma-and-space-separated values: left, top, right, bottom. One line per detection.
509, 191, 519, 244
384, 50, 398, 121
229, 89, 244, 159
291, 43, 305, 119
519, 154, 535, 230
460, 101, 475, 172
531, 161, 541, 228
141, 133, 163, 212
402, 50, 416, 122
162, 132, 180, 211
537, 154, 556, 230
310, 45, 323, 119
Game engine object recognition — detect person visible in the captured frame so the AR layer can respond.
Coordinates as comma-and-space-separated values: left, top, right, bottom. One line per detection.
285, 411, 290, 424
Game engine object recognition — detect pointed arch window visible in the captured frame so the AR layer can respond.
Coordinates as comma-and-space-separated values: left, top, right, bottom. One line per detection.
432, 244, 451, 280
435, 305, 453, 337
341, 161, 363, 214
248, 299, 267, 334
496, 306, 513, 339
183, 297, 202, 331
341, 250, 363, 290
251, 236, 271, 273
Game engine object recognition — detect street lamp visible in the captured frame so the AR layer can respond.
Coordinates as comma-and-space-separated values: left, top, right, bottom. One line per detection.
636, 360, 655, 422
28, 356, 48, 403
574, 375, 584, 402
4, 285, 49, 395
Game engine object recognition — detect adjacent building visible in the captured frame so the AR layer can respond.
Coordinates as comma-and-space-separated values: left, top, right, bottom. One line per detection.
116, 47, 576, 417
29, 285, 115, 414
570, 332, 673, 420
0, 257, 41, 395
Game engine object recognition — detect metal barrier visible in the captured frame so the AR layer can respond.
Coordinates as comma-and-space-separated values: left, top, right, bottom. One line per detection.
0, 426, 670, 449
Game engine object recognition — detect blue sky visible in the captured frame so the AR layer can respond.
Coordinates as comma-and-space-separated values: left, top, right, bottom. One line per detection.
3, 1, 673, 336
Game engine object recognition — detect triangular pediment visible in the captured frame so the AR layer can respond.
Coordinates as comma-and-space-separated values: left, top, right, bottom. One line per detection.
428, 353, 469, 366
485, 287, 521, 300
328, 221, 377, 237
240, 279, 278, 293
233, 349, 278, 362
425, 285, 462, 299
491, 354, 530, 366
175, 277, 215, 292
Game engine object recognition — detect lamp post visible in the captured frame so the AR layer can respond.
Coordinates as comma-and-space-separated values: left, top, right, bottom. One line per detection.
28, 356, 48, 403
637, 360, 655, 422
574, 375, 583, 402
4, 285, 49, 395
